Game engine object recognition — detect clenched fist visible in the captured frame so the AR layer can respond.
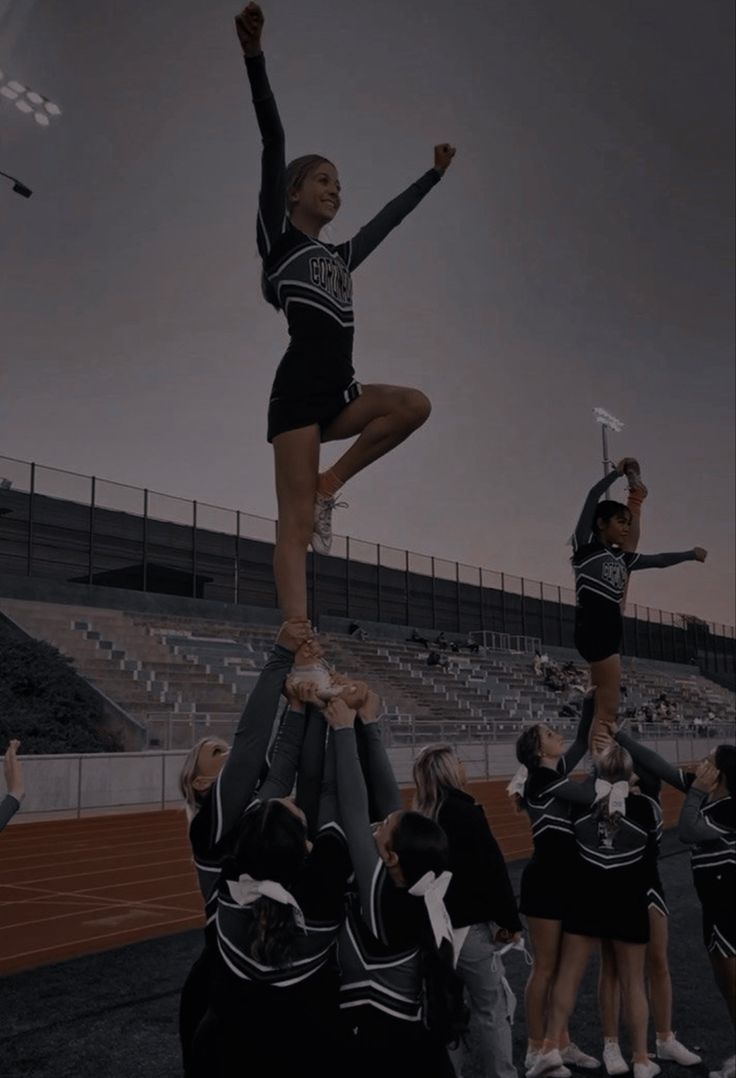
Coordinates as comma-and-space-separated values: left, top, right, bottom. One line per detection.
235, 2, 264, 58
434, 144, 456, 174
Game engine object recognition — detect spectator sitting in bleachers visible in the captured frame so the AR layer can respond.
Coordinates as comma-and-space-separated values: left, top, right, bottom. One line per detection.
465, 632, 480, 654
408, 628, 430, 648
348, 621, 367, 641
427, 649, 449, 669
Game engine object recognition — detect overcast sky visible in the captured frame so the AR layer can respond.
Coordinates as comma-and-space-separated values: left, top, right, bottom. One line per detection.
1, 0, 734, 626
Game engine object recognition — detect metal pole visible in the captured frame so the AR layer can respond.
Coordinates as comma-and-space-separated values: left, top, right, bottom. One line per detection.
431, 556, 437, 630
235, 510, 241, 604
88, 476, 96, 585
601, 424, 610, 478
27, 461, 35, 576
500, 572, 506, 634
142, 489, 149, 592
455, 562, 461, 633
405, 549, 410, 627
345, 536, 351, 618
376, 545, 382, 623
192, 501, 198, 598
479, 567, 485, 633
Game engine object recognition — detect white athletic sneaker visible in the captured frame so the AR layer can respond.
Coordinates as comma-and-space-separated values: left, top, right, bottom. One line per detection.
561, 1044, 601, 1070
603, 1041, 629, 1075
709, 1056, 736, 1078
633, 1061, 660, 1078
527, 1050, 566, 1078
656, 1036, 702, 1066
526, 1051, 571, 1078
311, 494, 348, 556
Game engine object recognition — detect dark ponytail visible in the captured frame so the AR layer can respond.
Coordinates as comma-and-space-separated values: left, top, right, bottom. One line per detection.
392, 812, 469, 1047
224, 799, 309, 968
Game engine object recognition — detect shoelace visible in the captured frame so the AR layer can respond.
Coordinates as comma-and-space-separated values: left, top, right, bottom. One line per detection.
317, 496, 349, 512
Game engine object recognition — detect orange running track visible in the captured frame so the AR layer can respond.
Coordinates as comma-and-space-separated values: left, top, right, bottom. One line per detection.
0, 779, 687, 976
0, 809, 203, 976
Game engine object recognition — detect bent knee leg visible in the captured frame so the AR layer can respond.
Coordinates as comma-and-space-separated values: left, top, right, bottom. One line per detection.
400, 388, 432, 430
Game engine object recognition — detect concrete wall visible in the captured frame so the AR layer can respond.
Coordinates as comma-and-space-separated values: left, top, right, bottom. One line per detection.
1, 737, 716, 820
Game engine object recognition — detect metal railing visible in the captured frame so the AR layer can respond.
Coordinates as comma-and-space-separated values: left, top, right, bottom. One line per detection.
0, 453, 733, 675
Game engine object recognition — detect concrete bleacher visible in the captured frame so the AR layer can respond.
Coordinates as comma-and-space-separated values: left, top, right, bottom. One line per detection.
1, 597, 732, 752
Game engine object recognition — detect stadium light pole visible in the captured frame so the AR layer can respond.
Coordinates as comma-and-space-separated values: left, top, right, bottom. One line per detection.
593, 406, 624, 479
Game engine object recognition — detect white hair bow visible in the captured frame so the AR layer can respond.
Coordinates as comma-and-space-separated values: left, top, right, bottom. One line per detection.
227, 873, 306, 931
506, 765, 528, 798
594, 779, 629, 817
408, 870, 454, 951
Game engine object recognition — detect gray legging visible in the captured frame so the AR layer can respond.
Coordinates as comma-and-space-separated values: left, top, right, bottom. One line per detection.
451, 923, 518, 1078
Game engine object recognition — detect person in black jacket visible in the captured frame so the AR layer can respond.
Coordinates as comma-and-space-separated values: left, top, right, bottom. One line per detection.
413, 744, 522, 1078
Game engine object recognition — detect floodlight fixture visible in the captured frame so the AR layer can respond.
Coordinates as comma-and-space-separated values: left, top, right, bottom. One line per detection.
0, 71, 62, 127
0, 168, 33, 198
593, 406, 624, 432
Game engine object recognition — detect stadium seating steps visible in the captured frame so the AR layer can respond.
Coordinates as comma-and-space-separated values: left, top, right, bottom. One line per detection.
0, 597, 732, 753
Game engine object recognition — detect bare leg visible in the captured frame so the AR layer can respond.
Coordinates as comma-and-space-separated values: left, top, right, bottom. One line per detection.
646, 909, 673, 1038
613, 940, 649, 1062
272, 426, 321, 620
543, 934, 597, 1048
589, 654, 621, 742
321, 383, 431, 483
599, 939, 621, 1039
525, 917, 564, 1048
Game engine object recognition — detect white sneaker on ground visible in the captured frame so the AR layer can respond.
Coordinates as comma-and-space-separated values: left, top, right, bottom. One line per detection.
311, 494, 348, 556
603, 1041, 629, 1075
709, 1056, 736, 1078
561, 1044, 601, 1070
526, 1051, 570, 1078
656, 1036, 702, 1066
527, 1050, 566, 1078
633, 1061, 660, 1078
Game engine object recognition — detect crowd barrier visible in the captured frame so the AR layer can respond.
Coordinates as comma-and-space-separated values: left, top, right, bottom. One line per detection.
2, 735, 720, 820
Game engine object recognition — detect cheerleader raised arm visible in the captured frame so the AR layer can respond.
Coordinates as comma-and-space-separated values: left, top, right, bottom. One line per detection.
235, 2, 455, 621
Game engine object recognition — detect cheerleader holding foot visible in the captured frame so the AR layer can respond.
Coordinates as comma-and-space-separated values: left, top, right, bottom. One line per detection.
325, 695, 466, 1078
570, 457, 706, 741
680, 752, 735, 1078
235, 3, 455, 620
598, 762, 701, 1075
528, 741, 660, 1078
509, 694, 600, 1075
177, 618, 310, 1077
603, 729, 735, 1078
